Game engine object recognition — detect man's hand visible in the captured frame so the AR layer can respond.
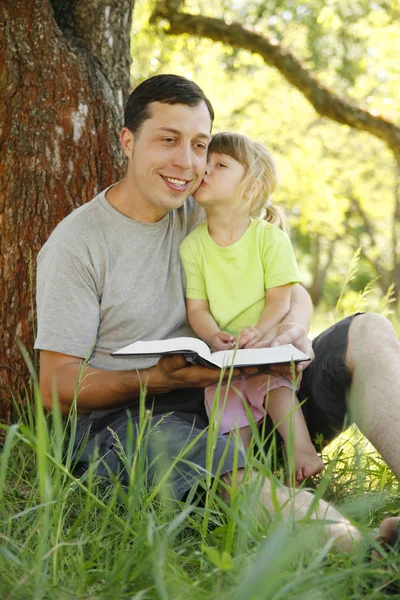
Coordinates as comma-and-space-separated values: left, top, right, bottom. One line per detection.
151, 354, 258, 393
254, 323, 314, 378
210, 331, 235, 351
237, 327, 263, 349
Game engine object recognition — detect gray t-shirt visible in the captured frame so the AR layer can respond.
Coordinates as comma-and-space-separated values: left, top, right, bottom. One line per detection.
35, 186, 204, 372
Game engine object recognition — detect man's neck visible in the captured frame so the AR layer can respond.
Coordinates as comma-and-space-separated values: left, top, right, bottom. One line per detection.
105, 177, 168, 223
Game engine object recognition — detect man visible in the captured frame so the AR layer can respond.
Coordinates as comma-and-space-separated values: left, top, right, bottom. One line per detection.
35, 74, 400, 550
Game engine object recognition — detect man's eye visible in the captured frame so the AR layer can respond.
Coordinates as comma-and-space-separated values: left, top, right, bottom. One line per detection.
163, 138, 175, 143
217, 163, 227, 168
194, 142, 207, 151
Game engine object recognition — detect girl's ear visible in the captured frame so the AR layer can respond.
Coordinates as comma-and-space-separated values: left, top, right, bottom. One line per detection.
251, 180, 261, 197
245, 179, 261, 200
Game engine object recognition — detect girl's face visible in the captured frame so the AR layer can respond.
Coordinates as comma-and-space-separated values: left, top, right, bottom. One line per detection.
193, 152, 246, 209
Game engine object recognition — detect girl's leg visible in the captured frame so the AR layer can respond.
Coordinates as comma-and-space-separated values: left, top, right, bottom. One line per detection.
266, 387, 324, 483
238, 425, 253, 447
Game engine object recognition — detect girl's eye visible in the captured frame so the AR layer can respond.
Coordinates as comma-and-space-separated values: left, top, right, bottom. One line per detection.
217, 163, 227, 168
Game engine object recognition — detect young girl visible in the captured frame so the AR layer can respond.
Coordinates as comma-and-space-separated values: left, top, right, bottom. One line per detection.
179, 132, 324, 483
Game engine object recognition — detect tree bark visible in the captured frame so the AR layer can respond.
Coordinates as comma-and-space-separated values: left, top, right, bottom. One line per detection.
0, 0, 132, 423
152, 1, 400, 163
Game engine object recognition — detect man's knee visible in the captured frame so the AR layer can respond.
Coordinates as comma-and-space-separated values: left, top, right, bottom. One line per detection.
345, 313, 398, 375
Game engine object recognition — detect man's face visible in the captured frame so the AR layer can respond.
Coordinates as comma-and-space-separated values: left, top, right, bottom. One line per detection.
123, 101, 212, 220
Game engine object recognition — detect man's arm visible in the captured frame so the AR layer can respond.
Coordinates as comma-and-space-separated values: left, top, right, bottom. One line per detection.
40, 350, 246, 415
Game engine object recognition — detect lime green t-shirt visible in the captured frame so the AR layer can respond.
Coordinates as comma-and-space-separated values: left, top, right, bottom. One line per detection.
179, 218, 301, 336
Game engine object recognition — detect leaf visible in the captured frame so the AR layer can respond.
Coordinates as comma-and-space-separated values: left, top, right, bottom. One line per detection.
202, 545, 233, 571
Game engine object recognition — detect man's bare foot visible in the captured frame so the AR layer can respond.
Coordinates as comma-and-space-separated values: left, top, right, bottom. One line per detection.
368, 517, 400, 594
377, 516, 400, 549
292, 446, 324, 484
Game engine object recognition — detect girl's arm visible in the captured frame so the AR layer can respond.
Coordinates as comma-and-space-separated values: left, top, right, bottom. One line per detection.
186, 298, 235, 351
254, 284, 315, 374
239, 284, 291, 348
279, 283, 313, 337
258, 283, 291, 333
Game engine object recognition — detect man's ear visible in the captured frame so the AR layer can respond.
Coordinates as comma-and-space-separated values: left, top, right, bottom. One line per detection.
120, 127, 135, 158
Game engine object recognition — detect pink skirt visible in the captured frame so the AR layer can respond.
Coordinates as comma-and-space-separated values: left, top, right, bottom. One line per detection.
205, 373, 296, 434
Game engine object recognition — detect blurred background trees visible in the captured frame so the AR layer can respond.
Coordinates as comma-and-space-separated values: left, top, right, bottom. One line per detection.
135, 0, 400, 317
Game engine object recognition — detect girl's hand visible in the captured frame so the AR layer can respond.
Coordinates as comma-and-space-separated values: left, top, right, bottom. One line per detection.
237, 327, 263, 348
211, 331, 235, 351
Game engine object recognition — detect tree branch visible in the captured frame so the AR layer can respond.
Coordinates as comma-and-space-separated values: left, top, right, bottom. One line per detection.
151, 3, 400, 162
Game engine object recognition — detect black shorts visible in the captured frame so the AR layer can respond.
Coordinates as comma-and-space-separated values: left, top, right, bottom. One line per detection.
73, 314, 358, 499
299, 313, 358, 444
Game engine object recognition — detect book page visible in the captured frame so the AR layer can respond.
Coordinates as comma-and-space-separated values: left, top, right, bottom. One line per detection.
112, 336, 210, 358
210, 344, 309, 368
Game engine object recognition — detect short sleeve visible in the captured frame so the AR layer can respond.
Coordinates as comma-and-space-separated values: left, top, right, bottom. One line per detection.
179, 237, 208, 300
34, 244, 100, 358
261, 226, 301, 289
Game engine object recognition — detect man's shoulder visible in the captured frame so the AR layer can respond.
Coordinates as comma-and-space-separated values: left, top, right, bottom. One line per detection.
39, 188, 109, 255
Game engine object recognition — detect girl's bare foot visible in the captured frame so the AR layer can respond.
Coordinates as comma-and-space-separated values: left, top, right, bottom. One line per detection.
293, 446, 324, 484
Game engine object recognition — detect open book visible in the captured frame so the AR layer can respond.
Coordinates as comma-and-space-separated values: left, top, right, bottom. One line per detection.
111, 336, 310, 368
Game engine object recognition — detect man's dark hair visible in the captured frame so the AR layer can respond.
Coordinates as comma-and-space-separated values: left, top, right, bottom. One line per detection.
124, 74, 214, 134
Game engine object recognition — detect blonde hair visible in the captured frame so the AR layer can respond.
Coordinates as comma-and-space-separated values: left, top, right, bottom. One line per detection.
208, 132, 289, 234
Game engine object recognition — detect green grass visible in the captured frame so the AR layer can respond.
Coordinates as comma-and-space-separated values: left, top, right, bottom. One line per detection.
1, 370, 400, 600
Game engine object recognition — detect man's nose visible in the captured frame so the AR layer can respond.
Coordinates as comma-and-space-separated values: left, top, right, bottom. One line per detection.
171, 144, 192, 170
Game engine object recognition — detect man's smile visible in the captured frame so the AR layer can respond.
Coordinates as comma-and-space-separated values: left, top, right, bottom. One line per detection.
161, 175, 193, 190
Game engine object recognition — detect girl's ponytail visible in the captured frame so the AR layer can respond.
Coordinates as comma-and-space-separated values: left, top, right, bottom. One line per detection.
263, 202, 290, 235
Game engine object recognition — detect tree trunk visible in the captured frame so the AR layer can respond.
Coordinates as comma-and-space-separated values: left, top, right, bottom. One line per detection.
308, 236, 321, 307
0, 0, 133, 423
308, 237, 336, 307
391, 166, 400, 299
